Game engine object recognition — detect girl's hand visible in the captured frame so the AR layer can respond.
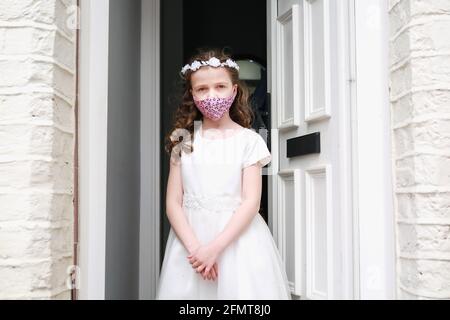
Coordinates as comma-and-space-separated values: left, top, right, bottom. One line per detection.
187, 244, 220, 280
201, 262, 219, 281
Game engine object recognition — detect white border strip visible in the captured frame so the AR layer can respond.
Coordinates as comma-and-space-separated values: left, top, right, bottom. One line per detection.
78, 0, 109, 300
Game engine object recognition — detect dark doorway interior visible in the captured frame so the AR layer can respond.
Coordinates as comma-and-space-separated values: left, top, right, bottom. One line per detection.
160, 0, 269, 264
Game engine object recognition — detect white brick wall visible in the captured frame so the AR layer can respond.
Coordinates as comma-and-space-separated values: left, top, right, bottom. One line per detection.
389, 0, 450, 299
0, 0, 77, 299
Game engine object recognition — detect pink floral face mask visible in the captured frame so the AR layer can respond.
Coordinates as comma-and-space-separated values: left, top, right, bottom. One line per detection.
193, 91, 237, 121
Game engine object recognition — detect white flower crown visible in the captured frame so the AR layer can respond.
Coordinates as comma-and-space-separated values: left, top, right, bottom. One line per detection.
180, 57, 240, 75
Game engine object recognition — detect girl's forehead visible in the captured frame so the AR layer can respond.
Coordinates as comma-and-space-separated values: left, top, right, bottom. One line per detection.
190, 67, 232, 84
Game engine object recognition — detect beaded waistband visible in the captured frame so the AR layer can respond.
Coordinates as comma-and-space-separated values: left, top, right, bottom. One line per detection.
182, 193, 242, 213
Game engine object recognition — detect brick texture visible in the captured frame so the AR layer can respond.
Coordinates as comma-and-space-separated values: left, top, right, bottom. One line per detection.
0, 0, 77, 299
389, 0, 450, 299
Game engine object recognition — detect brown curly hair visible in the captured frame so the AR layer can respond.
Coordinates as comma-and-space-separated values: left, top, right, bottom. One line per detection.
164, 47, 254, 160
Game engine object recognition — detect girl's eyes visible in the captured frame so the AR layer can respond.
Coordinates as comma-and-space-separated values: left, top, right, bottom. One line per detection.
197, 85, 226, 91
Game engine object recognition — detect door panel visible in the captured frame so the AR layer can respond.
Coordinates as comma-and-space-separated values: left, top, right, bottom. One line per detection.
276, 5, 302, 129
277, 169, 304, 296
269, 0, 353, 299
305, 165, 333, 299
306, 0, 332, 121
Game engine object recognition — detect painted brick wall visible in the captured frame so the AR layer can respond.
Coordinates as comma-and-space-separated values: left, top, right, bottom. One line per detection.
0, 0, 77, 299
389, 0, 450, 299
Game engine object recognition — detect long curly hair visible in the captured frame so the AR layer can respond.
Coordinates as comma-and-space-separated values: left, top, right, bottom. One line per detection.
164, 47, 254, 160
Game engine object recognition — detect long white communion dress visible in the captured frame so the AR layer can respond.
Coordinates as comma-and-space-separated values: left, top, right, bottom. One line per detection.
156, 123, 291, 300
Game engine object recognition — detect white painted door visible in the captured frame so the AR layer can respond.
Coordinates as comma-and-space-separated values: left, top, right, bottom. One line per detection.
268, 0, 355, 299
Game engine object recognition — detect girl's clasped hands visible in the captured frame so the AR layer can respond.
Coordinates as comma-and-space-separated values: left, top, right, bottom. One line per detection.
187, 243, 222, 281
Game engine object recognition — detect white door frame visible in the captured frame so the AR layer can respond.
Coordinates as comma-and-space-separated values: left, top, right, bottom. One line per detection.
78, 0, 161, 299
267, 0, 395, 299
351, 0, 396, 299
139, 0, 161, 300
78, 0, 109, 299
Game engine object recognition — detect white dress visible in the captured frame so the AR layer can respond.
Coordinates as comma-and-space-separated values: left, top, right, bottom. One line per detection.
156, 123, 292, 300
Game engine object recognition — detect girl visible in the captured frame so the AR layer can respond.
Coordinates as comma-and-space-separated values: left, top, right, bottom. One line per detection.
156, 48, 291, 300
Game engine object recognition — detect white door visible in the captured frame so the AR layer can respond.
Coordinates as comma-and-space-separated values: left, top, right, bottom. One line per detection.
268, 0, 355, 299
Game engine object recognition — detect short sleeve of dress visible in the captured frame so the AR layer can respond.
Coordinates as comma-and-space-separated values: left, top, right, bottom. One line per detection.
242, 132, 272, 168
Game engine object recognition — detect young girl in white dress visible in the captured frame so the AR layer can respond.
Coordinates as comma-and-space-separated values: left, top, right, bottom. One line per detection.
156, 48, 291, 300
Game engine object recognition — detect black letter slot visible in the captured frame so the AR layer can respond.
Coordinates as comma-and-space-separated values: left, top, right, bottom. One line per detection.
286, 132, 320, 158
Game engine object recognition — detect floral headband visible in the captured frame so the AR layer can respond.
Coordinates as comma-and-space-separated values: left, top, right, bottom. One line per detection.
180, 57, 240, 75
